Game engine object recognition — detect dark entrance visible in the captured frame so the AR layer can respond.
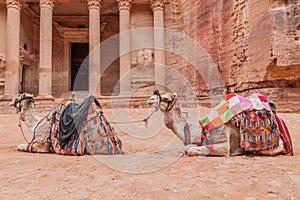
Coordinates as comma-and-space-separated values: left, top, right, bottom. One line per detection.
21, 65, 34, 94
71, 43, 89, 91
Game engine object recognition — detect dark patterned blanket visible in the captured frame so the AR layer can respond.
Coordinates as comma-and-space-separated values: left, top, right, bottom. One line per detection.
48, 96, 123, 155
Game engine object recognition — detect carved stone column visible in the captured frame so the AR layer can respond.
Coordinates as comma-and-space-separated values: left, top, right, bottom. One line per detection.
3, 0, 21, 99
151, 0, 166, 91
38, 0, 54, 99
87, 0, 101, 96
117, 0, 132, 95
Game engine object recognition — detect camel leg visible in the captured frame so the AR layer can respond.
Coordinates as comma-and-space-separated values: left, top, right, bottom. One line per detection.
184, 143, 230, 157
30, 143, 50, 153
17, 143, 50, 153
184, 145, 209, 156
185, 125, 231, 157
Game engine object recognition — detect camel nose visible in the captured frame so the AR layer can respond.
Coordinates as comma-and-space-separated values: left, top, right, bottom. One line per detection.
147, 97, 156, 104
147, 98, 153, 104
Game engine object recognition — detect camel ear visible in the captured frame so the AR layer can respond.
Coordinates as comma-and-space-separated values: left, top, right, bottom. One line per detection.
171, 93, 177, 100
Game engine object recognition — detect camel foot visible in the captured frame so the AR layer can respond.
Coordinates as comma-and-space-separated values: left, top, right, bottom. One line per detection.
185, 143, 230, 157
184, 145, 209, 156
17, 144, 29, 152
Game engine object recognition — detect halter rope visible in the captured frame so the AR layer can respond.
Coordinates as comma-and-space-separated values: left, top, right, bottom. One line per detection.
109, 104, 159, 126
14, 96, 35, 144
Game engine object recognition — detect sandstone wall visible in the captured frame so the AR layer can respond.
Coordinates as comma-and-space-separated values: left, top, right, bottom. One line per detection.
164, 0, 209, 103
164, 0, 300, 111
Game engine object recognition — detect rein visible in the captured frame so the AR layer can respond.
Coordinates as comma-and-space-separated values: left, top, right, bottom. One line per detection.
18, 119, 29, 143
110, 104, 159, 127
15, 96, 35, 144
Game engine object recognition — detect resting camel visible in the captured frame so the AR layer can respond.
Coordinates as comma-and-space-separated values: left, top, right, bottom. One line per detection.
11, 93, 123, 155
147, 91, 293, 156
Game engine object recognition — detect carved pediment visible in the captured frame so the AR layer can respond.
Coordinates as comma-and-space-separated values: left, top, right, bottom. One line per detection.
54, 21, 107, 40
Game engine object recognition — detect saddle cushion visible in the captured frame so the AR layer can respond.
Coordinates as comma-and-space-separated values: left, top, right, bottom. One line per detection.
240, 110, 280, 151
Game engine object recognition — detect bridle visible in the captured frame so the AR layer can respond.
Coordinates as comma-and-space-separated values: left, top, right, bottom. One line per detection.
12, 94, 37, 146
153, 90, 177, 112
13, 94, 55, 152
13, 95, 34, 113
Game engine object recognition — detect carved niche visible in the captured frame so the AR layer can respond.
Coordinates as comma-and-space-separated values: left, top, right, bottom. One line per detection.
137, 49, 154, 66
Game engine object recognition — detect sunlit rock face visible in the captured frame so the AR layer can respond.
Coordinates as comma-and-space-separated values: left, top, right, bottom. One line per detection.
165, 0, 299, 111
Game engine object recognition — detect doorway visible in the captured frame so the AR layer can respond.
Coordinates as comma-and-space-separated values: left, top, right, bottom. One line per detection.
21, 64, 34, 94
71, 43, 89, 91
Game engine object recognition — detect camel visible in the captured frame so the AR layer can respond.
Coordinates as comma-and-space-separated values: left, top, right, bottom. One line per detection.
147, 91, 293, 156
11, 93, 123, 155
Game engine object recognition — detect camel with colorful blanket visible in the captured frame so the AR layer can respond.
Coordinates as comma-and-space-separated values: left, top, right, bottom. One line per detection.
147, 90, 294, 156
11, 93, 123, 155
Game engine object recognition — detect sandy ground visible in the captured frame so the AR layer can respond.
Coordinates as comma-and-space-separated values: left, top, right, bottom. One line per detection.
0, 107, 299, 200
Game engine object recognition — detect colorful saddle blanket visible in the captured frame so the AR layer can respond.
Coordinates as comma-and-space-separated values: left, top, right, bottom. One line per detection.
199, 92, 293, 154
47, 96, 123, 155
240, 110, 280, 151
199, 92, 272, 131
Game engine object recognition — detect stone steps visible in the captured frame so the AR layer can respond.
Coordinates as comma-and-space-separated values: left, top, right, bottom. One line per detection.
0, 95, 153, 114
1, 89, 299, 114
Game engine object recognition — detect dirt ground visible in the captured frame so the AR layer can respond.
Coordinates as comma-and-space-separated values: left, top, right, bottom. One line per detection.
0, 107, 299, 200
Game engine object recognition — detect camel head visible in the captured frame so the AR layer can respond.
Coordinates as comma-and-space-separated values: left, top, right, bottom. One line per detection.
11, 93, 34, 121
147, 90, 177, 112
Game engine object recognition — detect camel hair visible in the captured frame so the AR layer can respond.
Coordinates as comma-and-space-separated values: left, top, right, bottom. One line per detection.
147, 91, 286, 156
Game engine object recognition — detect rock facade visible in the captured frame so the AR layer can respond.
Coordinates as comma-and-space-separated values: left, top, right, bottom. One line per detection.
0, 0, 299, 112
165, 0, 300, 111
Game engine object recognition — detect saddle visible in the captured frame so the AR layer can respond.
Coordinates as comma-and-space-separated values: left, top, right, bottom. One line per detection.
49, 96, 123, 155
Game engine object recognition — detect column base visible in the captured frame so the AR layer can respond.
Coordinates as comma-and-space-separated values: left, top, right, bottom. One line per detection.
1, 94, 17, 101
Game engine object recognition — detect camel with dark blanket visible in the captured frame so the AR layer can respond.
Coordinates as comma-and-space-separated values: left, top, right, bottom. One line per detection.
11, 94, 123, 155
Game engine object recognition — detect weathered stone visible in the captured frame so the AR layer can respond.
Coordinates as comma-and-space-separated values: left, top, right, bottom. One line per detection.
0, 0, 299, 111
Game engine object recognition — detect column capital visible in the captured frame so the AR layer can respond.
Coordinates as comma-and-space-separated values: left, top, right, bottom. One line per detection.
6, 0, 21, 10
40, 0, 54, 9
87, 0, 102, 10
150, 0, 167, 11
116, 0, 132, 11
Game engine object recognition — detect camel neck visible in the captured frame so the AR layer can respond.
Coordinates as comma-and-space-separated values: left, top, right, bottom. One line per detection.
164, 107, 188, 142
164, 106, 203, 145
22, 107, 41, 134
